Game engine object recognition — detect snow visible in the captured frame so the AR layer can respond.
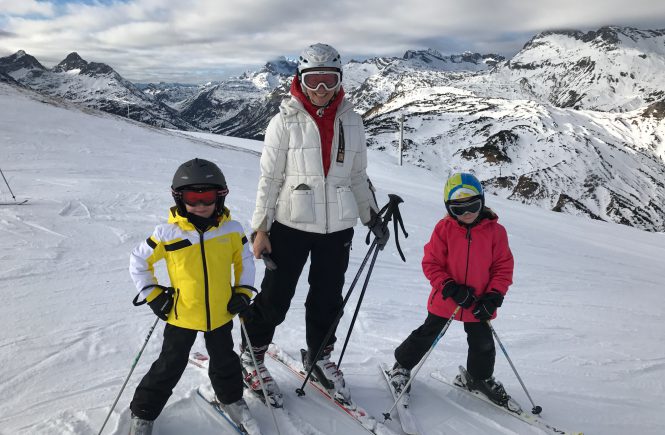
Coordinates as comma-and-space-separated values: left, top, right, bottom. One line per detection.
1, 83, 664, 435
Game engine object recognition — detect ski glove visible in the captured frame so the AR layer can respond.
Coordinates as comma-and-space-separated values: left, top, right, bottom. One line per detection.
227, 293, 251, 316
442, 280, 476, 308
147, 287, 175, 321
368, 210, 390, 250
472, 290, 504, 320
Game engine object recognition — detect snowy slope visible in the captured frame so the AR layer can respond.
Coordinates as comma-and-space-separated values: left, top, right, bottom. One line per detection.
1, 84, 664, 435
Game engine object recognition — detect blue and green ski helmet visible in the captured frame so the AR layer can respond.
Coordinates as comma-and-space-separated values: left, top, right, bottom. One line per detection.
443, 172, 484, 203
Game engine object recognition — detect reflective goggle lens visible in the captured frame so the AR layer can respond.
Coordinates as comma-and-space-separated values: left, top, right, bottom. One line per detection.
448, 197, 482, 216
301, 71, 340, 91
181, 188, 227, 206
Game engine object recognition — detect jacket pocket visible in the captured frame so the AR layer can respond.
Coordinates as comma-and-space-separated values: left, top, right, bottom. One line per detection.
290, 184, 315, 223
337, 186, 359, 221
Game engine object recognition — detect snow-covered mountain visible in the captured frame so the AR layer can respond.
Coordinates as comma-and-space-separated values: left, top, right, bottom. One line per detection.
3, 82, 665, 435
2, 26, 663, 231
0, 51, 193, 130
174, 58, 296, 139
485, 26, 665, 111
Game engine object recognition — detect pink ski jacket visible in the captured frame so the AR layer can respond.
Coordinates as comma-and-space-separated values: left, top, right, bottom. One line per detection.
423, 211, 514, 322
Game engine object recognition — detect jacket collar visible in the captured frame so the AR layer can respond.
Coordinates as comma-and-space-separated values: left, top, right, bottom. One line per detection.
168, 206, 231, 231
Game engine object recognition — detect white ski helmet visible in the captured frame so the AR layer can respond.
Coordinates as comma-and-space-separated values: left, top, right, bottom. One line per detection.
297, 43, 342, 75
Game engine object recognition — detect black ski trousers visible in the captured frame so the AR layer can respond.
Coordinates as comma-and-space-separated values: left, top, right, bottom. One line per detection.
394, 312, 496, 380
243, 221, 354, 354
130, 321, 242, 421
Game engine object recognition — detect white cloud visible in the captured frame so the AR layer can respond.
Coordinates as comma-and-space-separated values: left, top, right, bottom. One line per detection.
0, 0, 54, 16
0, 0, 664, 83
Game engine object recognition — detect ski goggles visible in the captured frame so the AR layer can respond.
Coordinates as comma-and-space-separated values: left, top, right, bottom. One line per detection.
448, 197, 482, 216
180, 186, 228, 206
301, 70, 341, 92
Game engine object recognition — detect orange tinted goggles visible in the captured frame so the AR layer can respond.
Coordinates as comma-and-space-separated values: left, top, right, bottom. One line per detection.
181, 187, 227, 206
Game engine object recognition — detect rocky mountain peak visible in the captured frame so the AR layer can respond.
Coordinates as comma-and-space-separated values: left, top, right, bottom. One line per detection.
0, 50, 46, 74
263, 57, 297, 76
53, 52, 88, 73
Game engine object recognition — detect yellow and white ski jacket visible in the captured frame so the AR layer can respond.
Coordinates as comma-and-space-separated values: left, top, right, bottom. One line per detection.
129, 207, 255, 331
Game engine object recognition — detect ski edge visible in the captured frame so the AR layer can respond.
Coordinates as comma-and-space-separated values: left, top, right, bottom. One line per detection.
378, 363, 420, 435
267, 343, 397, 435
430, 371, 583, 435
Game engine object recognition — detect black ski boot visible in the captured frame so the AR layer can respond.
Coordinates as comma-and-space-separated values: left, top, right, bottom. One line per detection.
456, 366, 510, 406
388, 361, 411, 394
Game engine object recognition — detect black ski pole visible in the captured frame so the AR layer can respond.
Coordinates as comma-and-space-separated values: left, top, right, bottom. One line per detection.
335, 243, 380, 369
98, 316, 159, 435
337, 194, 408, 368
383, 306, 461, 421
487, 320, 543, 415
0, 168, 18, 201
295, 239, 378, 396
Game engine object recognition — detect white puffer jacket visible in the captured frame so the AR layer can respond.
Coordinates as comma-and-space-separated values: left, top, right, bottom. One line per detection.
252, 95, 378, 234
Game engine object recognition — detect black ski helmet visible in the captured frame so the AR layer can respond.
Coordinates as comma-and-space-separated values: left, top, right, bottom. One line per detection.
171, 158, 228, 216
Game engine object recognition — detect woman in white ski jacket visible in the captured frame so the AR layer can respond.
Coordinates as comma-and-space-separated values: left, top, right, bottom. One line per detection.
239, 43, 388, 407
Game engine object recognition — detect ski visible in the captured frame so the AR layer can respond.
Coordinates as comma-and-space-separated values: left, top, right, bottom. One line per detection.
0, 200, 28, 205
189, 351, 283, 408
267, 343, 397, 435
431, 367, 583, 435
378, 363, 421, 435
196, 385, 261, 435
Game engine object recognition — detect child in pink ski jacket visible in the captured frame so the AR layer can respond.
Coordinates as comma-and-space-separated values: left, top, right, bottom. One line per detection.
388, 172, 514, 406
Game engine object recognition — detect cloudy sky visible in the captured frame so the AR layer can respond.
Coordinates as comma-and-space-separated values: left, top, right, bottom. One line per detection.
1, 0, 664, 83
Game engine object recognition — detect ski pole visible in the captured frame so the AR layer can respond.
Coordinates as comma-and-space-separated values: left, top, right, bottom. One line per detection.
239, 318, 281, 435
335, 244, 380, 369
338, 194, 409, 368
98, 317, 160, 435
487, 320, 542, 415
0, 168, 18, 201
383, 306, 461, 421
296, 239, 378, 396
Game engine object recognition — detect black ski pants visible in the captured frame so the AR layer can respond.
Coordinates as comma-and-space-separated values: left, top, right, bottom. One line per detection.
394, 312, 496, 380
130, 321, 242, 421
243, 221, 354, 354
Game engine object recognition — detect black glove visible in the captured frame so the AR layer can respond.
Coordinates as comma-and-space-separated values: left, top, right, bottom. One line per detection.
147, 287, 175, 320
472, 290, 504, 320
442, 280, 476, 308
368, 210, 390, 249
227, 292, 251, 316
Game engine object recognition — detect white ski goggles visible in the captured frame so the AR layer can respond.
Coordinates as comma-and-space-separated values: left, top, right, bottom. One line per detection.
301, 70, 341, 91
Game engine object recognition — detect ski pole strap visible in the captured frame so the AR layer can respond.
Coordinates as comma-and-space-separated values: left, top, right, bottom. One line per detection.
232, 284, 259, 294
132, 283, 172, 306
366, 194, 408, 261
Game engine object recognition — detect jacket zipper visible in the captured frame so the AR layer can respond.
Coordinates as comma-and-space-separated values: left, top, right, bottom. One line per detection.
174, 288, 180, 320
460, 226, 473, 322
198, 229, 211, 331
297, 102, 352, 234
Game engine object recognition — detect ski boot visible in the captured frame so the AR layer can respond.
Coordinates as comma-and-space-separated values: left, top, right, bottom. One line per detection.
388, 361, 411, 395
219, 397, 262, 435
455, 366, 510, 406
302, 345, 351, 404
240, 344, 283, 408
128, 413, 154, 435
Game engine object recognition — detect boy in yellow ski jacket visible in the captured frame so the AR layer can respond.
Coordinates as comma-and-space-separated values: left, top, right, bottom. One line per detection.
127, 158, 259, 434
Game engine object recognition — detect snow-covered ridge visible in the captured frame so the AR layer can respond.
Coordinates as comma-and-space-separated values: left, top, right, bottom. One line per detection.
1, 25, 664, 231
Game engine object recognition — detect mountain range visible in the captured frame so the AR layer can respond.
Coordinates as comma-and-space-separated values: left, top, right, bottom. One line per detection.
1, 25, 664, 231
